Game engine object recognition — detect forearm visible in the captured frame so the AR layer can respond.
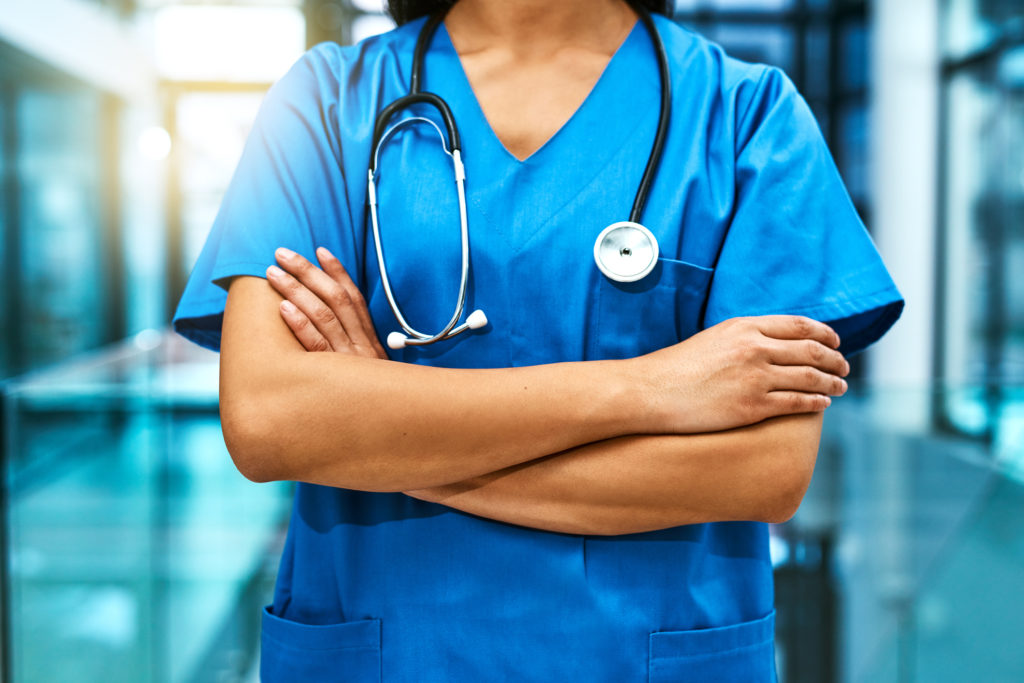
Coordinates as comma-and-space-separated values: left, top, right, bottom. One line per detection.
407, 412, 824, 535
225, 252, 846, 493
221, 276, 638, 491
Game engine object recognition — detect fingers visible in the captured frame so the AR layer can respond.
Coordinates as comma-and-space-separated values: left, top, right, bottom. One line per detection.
266, 262, 351, 350
767, 339, 850, 377
269, 247, 387, 359
315, 247, 388, 359
763, 391, 833, 416
770, 364, 847, 396
279, 300, 331, 352
273, 247, 376, 350
755, 315, 841, 350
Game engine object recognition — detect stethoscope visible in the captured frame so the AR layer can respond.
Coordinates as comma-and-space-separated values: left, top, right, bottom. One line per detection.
368, 5, 671, 350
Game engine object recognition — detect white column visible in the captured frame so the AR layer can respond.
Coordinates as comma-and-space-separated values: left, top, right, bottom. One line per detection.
868, 0, 941, 430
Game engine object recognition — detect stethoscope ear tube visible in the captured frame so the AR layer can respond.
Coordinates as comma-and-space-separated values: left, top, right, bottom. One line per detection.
370, 92, 461, 171
368, 139, 475, 349
367, 5, 483, 352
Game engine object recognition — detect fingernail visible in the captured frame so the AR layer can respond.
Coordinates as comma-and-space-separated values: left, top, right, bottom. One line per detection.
280, 300, 296, 313
276, 247, 295, 260
841, 379, 849, 392
267, 265, 283, 279
316, 246, 332, 260
824, 396, 832, 406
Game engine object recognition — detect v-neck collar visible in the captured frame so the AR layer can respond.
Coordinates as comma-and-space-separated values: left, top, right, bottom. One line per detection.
419, 14, 662, 252
434, 18, 646, 165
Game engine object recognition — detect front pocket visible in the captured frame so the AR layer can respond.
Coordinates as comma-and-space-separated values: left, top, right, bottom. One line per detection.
649, 610, 777, 682
589, 257, 714, 360
260, 605, 381, 682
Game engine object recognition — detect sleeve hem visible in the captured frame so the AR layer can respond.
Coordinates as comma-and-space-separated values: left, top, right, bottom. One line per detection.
172, 262, 275, 352
210, 262, 273, 290
704, 286, 905, 356
706, 285, 902, 325
765, 286, 902, 322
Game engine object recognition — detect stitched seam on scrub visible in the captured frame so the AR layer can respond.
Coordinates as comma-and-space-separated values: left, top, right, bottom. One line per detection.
261, 631, 379, 653
651, 638, 772, 661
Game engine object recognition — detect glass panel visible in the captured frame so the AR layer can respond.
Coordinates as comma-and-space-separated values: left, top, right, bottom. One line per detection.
838, 101, 869, 204
841, 20, 870, 91
3, 333, 292, 683
941, 44, 1024, 435
16, 87, 107, 372
675, 0, 796, 10
750, 385, 1024, 681
907, 475, 1024, 681
0, 94, 8, 377
945, 0, 1024, 59
706, 23, 795, 73
121, 109, 170, 337
784, 387, 1024, 683
804, 24, 831, 100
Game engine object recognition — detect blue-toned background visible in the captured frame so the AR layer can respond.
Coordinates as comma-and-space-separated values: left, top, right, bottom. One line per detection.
1, 1, 1022, 681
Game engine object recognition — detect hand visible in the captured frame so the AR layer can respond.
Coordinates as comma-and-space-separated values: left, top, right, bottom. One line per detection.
633, 315, 849, 434
265, 247, 387, 359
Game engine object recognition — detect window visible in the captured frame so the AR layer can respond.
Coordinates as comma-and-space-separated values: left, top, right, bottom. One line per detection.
0, 49, 124, 378
672, 0, 870, 217
937, 1, 1024, 443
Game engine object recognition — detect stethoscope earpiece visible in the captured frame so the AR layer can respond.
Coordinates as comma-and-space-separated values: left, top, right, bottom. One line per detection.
387, 309, 487, 351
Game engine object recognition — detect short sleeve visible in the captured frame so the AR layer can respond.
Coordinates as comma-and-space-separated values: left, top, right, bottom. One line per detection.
172, 43, 352, 351
704, 67, 904, 356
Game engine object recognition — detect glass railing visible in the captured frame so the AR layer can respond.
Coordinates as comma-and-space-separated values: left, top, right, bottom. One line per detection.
2, 344, 1023, 682
1, 331, 291, 683
773, 386, 1024, 683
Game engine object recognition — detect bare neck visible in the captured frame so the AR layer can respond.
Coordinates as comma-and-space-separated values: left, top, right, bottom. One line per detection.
444, 0, 638, 58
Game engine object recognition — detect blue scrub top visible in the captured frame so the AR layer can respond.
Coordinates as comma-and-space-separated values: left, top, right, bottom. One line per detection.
174, 15, 903, 683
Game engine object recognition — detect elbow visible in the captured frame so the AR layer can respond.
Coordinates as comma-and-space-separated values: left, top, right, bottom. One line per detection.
758, 471, 812, 524
756, 447, 818, 524
749, 413, 823, 524
220, 396, 288, 484
219, 391, 399, 491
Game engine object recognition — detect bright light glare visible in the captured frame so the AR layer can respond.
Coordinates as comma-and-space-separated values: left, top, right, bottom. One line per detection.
353, 14, 396, 44
153, 5, 305, 83
133, 328, 163, 351
138, 126, 172, 160
351, 0, 387, 12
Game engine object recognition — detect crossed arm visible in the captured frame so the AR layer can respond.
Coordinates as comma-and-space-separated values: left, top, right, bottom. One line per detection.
219, 248, 847, 535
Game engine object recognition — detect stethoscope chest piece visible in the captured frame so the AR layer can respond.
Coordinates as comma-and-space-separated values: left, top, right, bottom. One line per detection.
594, 221, 659, 283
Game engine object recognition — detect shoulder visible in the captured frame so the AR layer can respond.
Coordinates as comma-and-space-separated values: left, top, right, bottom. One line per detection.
266, 19, 424, 108
652, 16, 797, 124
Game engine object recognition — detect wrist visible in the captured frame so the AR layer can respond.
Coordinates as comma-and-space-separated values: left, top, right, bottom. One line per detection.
592, 357, 654, 436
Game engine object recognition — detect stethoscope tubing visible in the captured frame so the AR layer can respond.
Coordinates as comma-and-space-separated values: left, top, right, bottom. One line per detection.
367, 117, 470, 345
629, 7, 671, 225
366, 4, 670, 349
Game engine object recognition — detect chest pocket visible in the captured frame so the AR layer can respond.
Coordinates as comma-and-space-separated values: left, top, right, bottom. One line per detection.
587, 257, 714, 360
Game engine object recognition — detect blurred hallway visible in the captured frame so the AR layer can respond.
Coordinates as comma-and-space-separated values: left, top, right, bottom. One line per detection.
1, 1, 1022, 681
